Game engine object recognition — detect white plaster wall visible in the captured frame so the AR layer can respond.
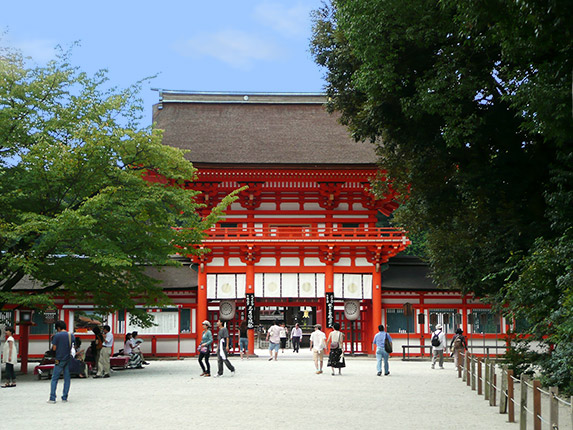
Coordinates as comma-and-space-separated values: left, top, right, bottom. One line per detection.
303, 257, 324, 266
258, 257, 277, 266
333, 203, 350, 211
258, 202, 276, 211
303, 202, 322, 211
210, 258, 226, 266
227, 258, 246, 267
179, 339, 196, 355
279, 257, 300, 266
229, 202, 246, 211
280, 202, 300, 211
335, 258, 352, 266
423, 298, 463, 304
355, 258, 371, 267
156, 339, 178, 354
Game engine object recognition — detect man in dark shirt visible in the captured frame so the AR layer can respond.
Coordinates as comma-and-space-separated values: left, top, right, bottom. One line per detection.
215, 320, 235, 377
48, 320, 75, 403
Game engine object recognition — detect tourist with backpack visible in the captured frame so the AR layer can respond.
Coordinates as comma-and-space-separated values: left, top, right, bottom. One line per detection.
430, 324, 446, 369
449, 328, 467, 368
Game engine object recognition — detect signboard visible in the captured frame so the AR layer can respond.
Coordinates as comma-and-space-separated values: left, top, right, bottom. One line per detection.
0, 311, 13, 330
246, 293, 255, 329
326, 292, 335, 328
44, 309, 57, 324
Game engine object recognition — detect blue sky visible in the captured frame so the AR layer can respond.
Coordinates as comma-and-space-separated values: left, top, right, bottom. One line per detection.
2, 0, 327, 125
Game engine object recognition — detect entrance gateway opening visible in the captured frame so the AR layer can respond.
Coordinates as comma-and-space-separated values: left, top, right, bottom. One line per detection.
207, 298, 368, 354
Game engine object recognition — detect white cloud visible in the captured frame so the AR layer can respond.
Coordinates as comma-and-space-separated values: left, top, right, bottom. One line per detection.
174, 29, 281, 70
13, 38, 57, 63
253, 1, 312, 38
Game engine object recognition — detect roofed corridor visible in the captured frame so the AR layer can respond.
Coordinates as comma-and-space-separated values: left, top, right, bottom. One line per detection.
203, 226, 410, 246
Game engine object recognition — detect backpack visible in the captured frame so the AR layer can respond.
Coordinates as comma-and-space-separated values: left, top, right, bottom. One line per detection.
453, 336, 463, 349
431, 331, 441, 347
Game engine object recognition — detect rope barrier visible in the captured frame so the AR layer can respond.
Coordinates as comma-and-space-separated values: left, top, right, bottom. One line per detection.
457, 354, 573, 430
555, 396, 571, 406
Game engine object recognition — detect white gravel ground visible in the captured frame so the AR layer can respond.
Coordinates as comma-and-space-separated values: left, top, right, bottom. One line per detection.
1, 350, 519, 430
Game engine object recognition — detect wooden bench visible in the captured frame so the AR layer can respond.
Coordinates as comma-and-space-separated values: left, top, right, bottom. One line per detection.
110, 355, 129, 369
34, 364, 56, 380
34, 362, 93, 379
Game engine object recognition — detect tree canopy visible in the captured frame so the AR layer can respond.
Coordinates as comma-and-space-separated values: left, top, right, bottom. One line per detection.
0, 46, 236, 325
311, 0, 572, 393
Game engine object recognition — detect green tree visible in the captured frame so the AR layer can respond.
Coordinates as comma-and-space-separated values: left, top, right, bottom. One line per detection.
311, 0, 572, 392
0, 46, 236, 325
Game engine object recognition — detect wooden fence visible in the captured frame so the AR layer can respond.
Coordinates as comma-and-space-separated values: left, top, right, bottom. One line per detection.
455, 350, 572, 430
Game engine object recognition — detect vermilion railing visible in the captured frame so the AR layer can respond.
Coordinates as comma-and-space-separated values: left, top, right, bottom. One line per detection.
202, 226, 410, 245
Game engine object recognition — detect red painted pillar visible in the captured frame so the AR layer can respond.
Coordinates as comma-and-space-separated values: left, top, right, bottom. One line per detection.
196, 264, 208, 350
19, 324, 30, 374
324, 262, 334, 338
370, 268, 382, 355
246, 261, 255, 355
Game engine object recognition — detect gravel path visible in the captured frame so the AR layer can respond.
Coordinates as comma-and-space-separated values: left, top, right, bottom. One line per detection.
1, 350, 518, 430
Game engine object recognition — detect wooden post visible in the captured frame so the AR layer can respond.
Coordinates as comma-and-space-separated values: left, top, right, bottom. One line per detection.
466, 352, 471, 386
457, 350, 462, 378
520, 374, 528, 430
549, 387, 558, 430
478, 357, 483, 395
491, 362, 497, 406
492, 373, 497, 406
508, 369, 515, 422
532, 379, 541, 430
484, 359, 490, 400
471, 356, 476, 390
500, 367, 508, 414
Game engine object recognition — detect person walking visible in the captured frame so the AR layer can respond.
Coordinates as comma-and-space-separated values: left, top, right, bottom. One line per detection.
326, 322, 345, 375
47, 320, 75, 403
215, 320, 235, 377
449, 328, 467, 369
94, 325, 113, 378
238, 321, 248, 360
309, 324, 326, 374
266, 320, 281, 361
372, 324, 392, 376
279, 322, 288, 354
291, 323, 302, 353
198, 320, 213, 376
2, 326, 17, 388
431, 324, 447, 369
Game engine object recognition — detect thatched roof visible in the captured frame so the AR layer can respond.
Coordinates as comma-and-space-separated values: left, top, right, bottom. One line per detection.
152, 91, 378, 167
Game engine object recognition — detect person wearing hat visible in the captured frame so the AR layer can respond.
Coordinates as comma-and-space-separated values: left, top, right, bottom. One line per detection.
431, 324, 447, 369
198, 320, 213, 376
449, 328, 468, 369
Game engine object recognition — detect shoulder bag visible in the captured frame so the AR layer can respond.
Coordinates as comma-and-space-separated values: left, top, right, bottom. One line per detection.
384, 333, 393, 353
